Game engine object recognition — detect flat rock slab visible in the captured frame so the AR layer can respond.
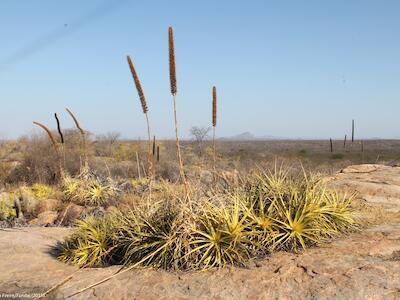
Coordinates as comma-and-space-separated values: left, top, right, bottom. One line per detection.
1, 164, 400, 300
0, 226, 399, 300
328, 164, 400, 212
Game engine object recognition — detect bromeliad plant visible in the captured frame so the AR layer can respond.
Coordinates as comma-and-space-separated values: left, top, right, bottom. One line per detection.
61, 171, 118, 206
58, 215, 118, 267
58, 166, 357, 271
115, 202, 189, 270
189, 196, 254, 269
30, 183, 53, 199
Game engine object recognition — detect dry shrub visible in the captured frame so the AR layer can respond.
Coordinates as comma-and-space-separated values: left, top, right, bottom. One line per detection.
6, 130, 92, 185
94, 132, 121, 157
112, 143, 140, 162
156, 160, 180, 182
6, 134, 60, 184
0, 163, 13, 188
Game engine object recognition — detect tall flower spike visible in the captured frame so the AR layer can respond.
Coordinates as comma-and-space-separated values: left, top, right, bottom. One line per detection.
169, 27, 177, 96
212, 86, 217, 127
127, 55, 148, 114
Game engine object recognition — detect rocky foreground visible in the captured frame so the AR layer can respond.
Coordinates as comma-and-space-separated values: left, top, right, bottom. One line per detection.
1, 164, 400, 300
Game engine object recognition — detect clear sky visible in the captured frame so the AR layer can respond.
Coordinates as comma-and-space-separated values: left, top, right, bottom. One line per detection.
0, 0, 399, 139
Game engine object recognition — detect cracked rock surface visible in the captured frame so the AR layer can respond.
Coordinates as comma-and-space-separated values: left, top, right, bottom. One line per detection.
1, 164, 400, 299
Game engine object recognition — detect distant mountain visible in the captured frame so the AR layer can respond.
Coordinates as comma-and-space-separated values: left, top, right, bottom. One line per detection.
232, 132, 256, 140
219, 132, 288, 141
218, 132, 255, 141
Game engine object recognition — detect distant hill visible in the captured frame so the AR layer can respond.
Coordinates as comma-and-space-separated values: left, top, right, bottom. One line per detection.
219, 132, 288, 141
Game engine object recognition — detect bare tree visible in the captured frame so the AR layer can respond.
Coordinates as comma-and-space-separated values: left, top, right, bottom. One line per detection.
189, 126, 211, 155
96, 132, 121, 156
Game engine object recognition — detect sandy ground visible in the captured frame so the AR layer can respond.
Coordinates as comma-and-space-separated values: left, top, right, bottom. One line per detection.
1, 164, 400, 300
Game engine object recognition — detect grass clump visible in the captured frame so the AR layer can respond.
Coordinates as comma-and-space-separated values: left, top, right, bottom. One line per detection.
58, 166, 357, 270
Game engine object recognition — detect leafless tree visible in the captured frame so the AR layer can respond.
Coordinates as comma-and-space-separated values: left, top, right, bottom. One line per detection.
96, 132, 121, 156
189, 126, 211, 156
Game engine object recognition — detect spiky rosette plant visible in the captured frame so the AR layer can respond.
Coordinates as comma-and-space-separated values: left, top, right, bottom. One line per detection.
189, 196, 255, 269
61, 173, 118, 206
85, 180, 111, 206
244, 167, 357, 251
114, 195, 195, 270
30, 183, 53, 199
116, 207, 180, 269
58, 165, 357, 280
58, 215, 118, 267
61, 176, 80, 200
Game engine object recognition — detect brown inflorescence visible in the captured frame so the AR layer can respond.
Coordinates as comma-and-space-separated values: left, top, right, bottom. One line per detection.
212, 86, 217, 127
127, 55, 148, 114
168, 27, 177, 96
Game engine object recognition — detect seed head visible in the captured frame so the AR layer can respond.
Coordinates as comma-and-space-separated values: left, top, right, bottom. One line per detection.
168, 27, 177, 96
127, 55, 148, 114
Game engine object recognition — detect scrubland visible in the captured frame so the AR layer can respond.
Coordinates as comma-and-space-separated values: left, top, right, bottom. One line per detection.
1, 26, 399, 298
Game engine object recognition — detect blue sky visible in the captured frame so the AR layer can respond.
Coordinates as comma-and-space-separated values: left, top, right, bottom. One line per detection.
0, 0, 399, 139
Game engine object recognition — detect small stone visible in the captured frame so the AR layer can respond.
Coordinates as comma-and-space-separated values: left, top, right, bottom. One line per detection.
58, 203, 85, 225
29, 211, 58, 226
36, 199, 61, 215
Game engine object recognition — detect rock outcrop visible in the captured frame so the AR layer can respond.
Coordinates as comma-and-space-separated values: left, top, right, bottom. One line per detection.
328, 164, 400, 214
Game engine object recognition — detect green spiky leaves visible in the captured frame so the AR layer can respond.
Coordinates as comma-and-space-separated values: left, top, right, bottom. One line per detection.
58, 216, 118, 267
61, 175, 117, 206
58, 167, 357, 270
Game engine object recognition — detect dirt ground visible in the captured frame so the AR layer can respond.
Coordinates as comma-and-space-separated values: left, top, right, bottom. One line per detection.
1, 164, 400, 300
